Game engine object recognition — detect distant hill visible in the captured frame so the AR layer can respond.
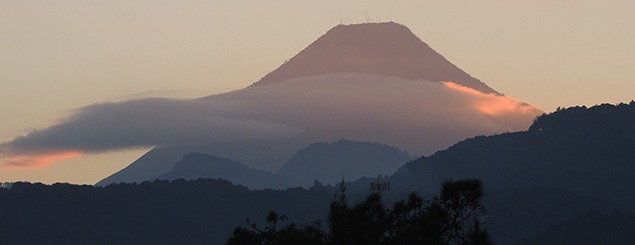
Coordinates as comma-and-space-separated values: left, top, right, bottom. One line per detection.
153, 153, 290, 189
277, 139, 412, 187
151, 140, 411, 189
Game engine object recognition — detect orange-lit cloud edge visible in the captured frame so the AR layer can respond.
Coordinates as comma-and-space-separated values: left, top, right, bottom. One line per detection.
442, 81, 543, 116
1, 81, 542, 170
2, 151, 83, 169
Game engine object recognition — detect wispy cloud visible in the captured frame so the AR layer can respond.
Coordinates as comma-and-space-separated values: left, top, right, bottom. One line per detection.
442, 81, 543, 130
3, 151, 82, 169
0, 74, 543, 169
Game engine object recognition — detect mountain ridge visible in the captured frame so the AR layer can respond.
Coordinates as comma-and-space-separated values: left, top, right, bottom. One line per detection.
148, 139, 412, 189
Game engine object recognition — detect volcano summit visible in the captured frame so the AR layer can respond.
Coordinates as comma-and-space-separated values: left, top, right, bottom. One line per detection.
252, 22, 497, 95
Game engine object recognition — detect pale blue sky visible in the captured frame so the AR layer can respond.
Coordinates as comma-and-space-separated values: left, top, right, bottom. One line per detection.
1, 0, 634, 184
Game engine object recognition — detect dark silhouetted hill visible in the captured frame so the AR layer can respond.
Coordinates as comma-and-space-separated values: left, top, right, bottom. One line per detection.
251, 22, 498, 95
398, 102, 635, 202
0, 179, 331, 245
277, 139, 412, 187
392, 101, 635, 244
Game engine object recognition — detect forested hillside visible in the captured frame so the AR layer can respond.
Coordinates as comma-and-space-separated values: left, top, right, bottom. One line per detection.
392, 102, 635, 244
0, 179, 330, 245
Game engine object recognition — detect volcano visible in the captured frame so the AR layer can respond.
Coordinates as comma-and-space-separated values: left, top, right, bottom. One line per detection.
252, 22, 497, 95
82, 22, 542, 187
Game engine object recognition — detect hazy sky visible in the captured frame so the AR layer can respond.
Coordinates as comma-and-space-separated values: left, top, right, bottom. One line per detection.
1, 1, 634, 184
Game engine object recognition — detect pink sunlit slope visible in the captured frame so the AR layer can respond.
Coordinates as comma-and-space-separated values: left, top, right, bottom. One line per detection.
251, 22, 498, 95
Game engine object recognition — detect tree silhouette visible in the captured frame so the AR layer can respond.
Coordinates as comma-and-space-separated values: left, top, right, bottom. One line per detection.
227, 179, 491, 245
226, 211, 328, 245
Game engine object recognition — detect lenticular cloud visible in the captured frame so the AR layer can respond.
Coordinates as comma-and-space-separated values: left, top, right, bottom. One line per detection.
0, 73, 543, 169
